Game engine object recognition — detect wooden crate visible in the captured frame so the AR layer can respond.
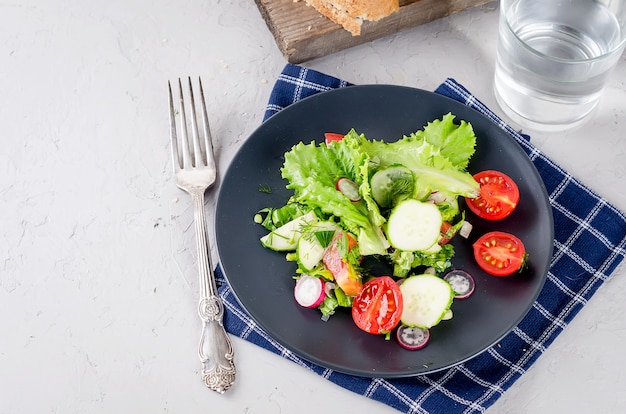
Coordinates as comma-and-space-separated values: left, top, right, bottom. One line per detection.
254, 0, 493, 63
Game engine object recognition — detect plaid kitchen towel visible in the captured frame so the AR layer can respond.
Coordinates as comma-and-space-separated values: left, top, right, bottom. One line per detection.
215, 64, 626, 413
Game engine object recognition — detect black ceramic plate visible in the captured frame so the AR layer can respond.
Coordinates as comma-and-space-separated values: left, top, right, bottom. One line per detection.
215, 85, 553, 378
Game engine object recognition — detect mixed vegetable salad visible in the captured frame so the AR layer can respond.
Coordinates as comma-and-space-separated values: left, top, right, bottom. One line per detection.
254, 113, 527, 350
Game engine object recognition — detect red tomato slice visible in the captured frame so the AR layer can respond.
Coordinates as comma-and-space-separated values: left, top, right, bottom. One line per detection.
322, 232, 362, 296
324, 133, 344, 144
473, 231, 526, 276
352, 276, 403, 335
466, 170, 520, 221
438, 221, 456, 245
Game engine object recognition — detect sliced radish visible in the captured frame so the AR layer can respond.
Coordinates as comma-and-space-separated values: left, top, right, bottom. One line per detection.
396, 325, 430, 350
324, 281, 337, 297
427, 191, 447, 203
294, 275, 326, 308
336, 177, 361, 202
443, 269, 476, 299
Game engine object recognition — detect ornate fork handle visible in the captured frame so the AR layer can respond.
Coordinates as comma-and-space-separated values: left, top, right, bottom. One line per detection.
168, 77, 234, 393
190, 188, 235, 393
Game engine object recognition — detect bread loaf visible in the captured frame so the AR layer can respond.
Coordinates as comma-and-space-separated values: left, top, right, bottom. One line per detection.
300, 0, 400, 36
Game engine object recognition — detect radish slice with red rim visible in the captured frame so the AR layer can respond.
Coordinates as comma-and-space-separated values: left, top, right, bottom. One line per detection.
336, 178, 361, 202
294, 275, 326, 308
396, 325, 430, 350
426, 191, 447, 203
323, 281, 337, 297
443, 269, 475, 299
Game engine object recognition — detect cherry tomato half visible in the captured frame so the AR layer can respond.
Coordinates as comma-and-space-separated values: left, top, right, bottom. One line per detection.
324, 133, 344, 144
473, 231, 526, 276
466, 170, 520, 221
352, 276, 403, 335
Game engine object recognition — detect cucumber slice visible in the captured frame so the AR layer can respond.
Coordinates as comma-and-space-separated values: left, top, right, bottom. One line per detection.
386, 199, 443, 251
400, 274, 454, 328
260, 211, 317, 251
370, 166, 415, 208
421, 242, 442, 254
296, 221, 341, 271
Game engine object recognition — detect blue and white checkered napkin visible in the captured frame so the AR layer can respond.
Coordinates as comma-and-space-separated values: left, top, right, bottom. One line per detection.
216, 64, 626, 413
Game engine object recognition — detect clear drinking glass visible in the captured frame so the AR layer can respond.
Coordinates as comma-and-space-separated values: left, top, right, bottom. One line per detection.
494, 0, 626, 131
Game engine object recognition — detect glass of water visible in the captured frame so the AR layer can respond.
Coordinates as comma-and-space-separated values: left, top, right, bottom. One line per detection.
494, 0, 626, 131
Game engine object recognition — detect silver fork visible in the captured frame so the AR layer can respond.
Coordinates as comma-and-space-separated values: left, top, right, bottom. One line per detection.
168, 77, 235, 393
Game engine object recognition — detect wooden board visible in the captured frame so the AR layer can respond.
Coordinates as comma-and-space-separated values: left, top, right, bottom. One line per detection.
254, 0, 493, 63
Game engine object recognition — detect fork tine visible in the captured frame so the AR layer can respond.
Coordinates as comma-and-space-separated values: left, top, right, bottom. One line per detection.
197, 77, 215, 170
168, 80, 181, 171
177, 78, 193, 169
187, 77, 205, 168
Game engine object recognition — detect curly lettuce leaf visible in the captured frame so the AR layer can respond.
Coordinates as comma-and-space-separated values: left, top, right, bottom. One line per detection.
390, 244, 455, 277
346, 124, 479, 199
407, 113, 477, 170
256, 203, 310, 231
277, 114, 478, 260
281, 140, 390, 256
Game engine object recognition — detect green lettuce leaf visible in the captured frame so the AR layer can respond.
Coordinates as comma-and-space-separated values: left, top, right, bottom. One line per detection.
389, 243, 455, 277
407, 113, 477, 170
277, 113, 479, 261
346, 123, 479, 199
256, 203, 310, 231
281, 140, 390, 256
411, 244, 455, 273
